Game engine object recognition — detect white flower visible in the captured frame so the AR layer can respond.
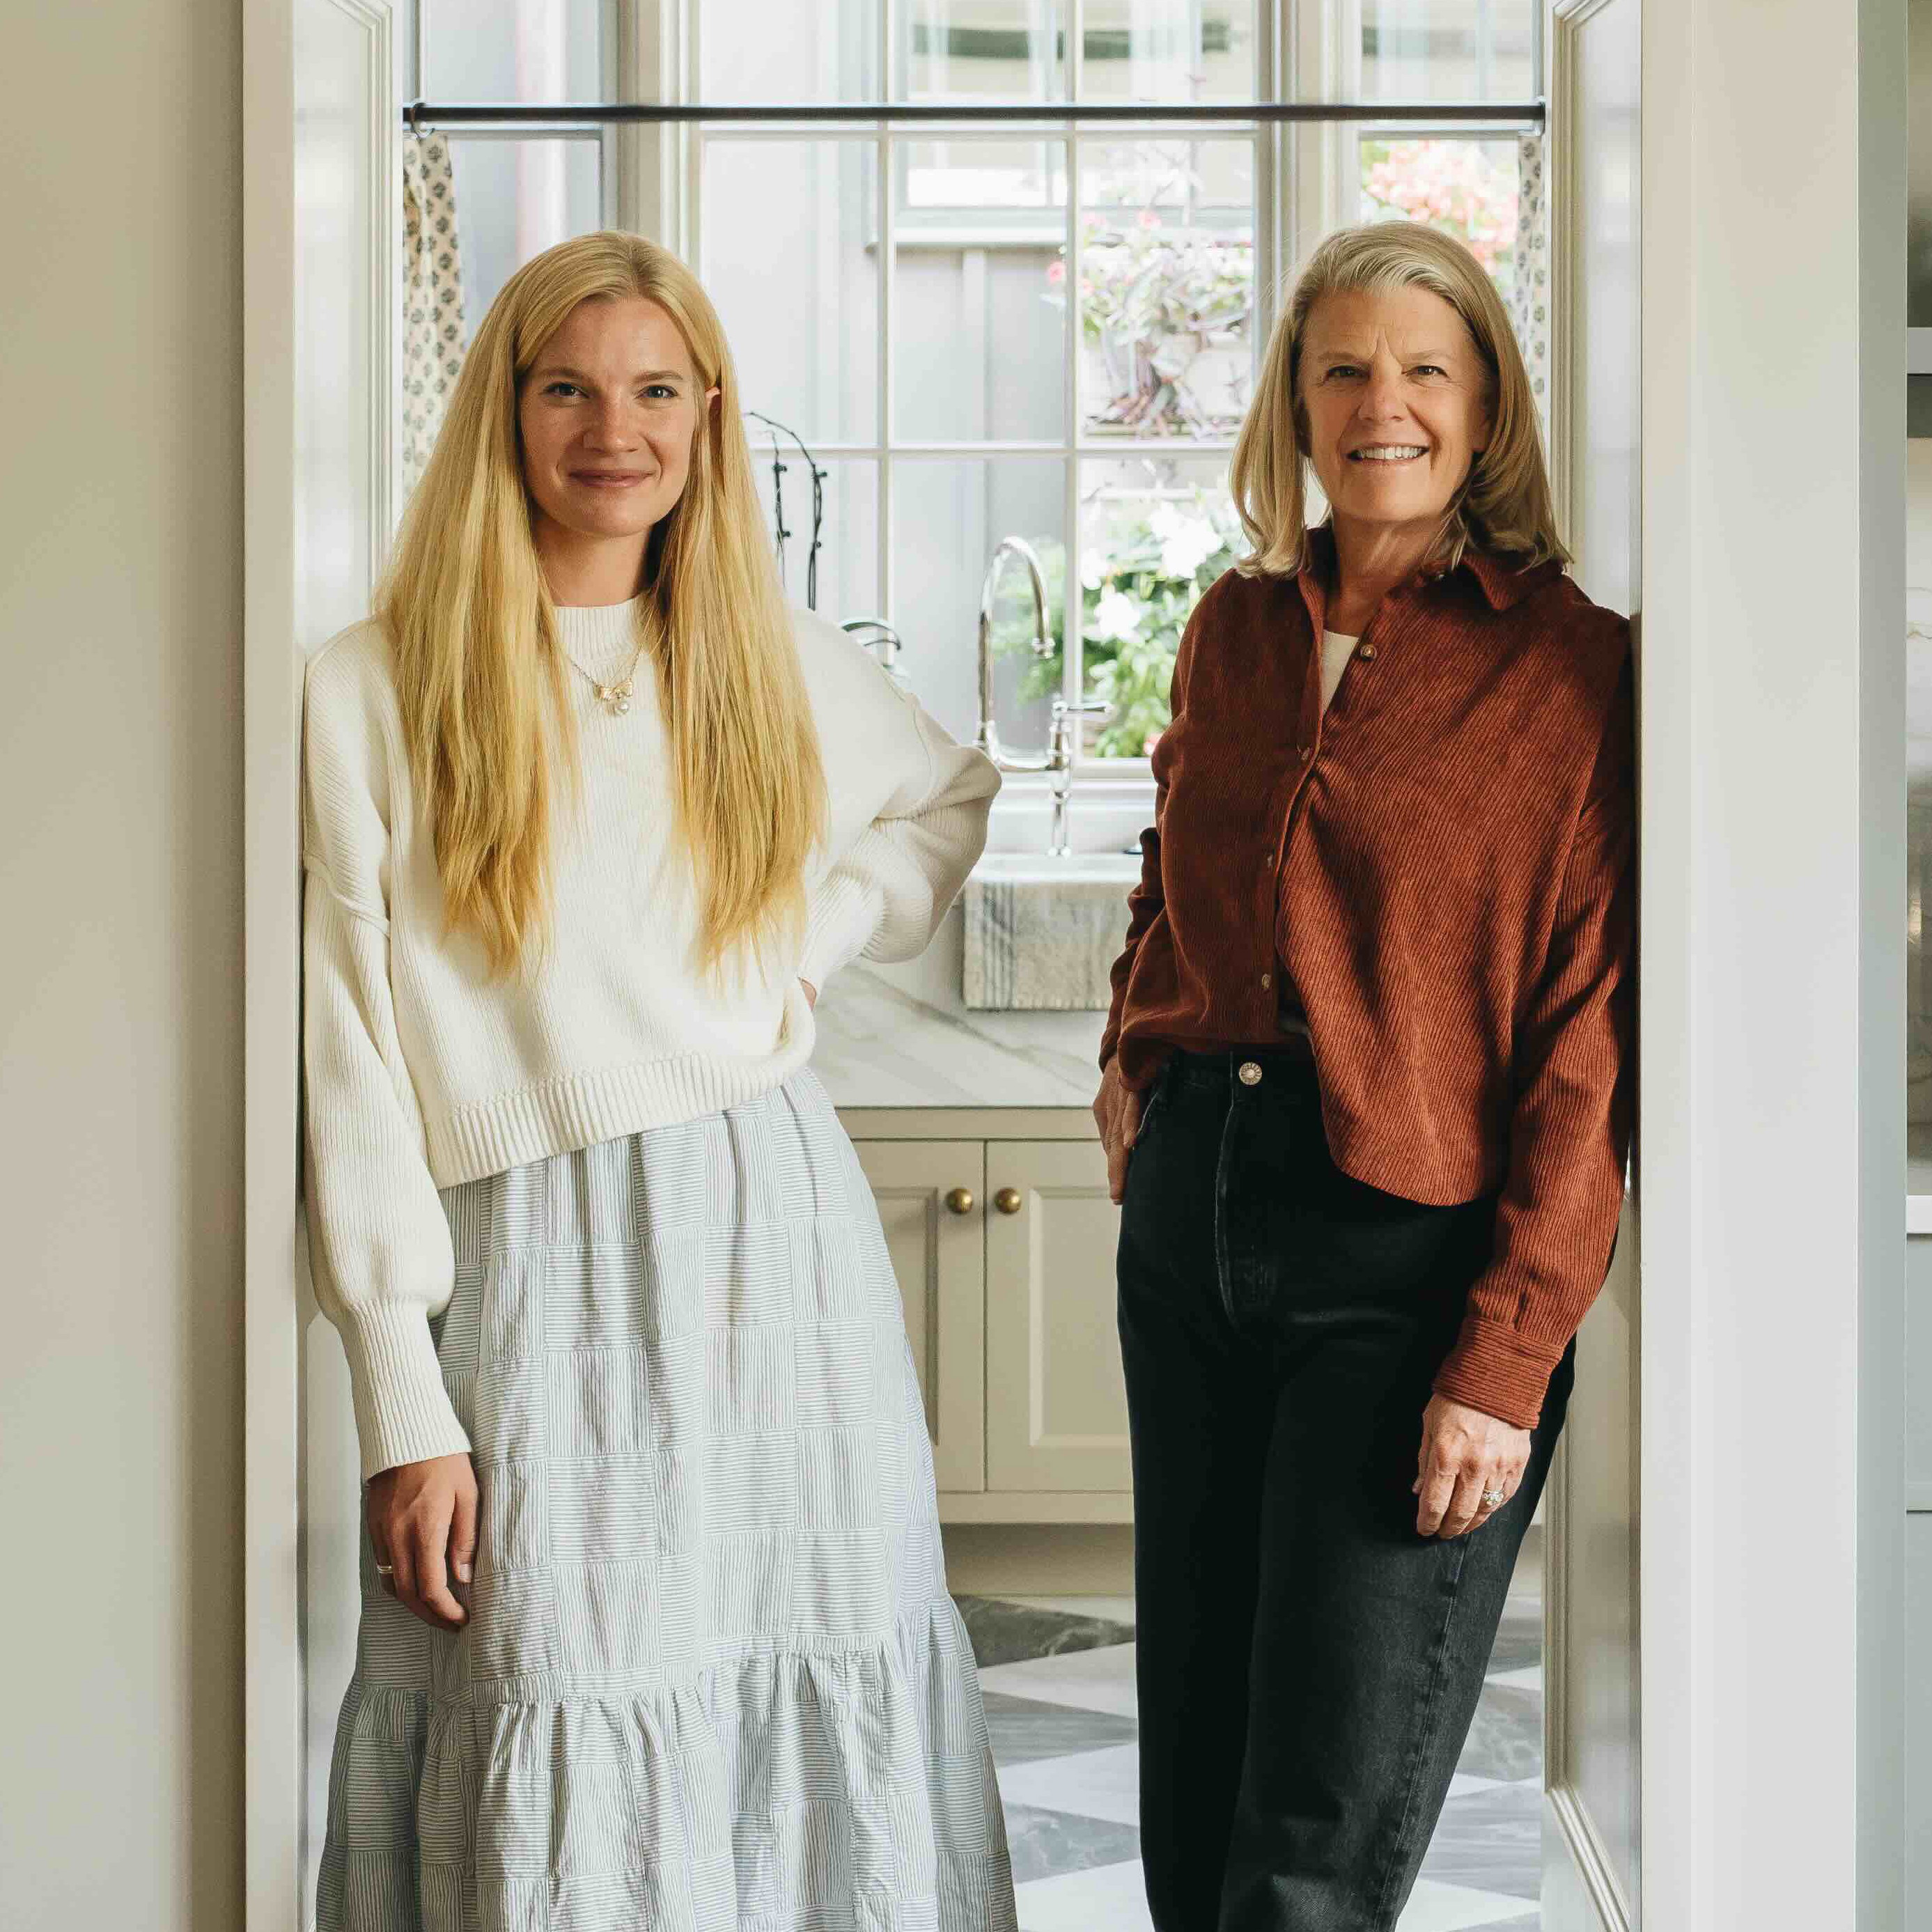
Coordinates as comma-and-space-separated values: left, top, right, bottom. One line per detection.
1149, 501, 1221, 579
1091, 587, 1144, 641
1080, 547, 1111, 591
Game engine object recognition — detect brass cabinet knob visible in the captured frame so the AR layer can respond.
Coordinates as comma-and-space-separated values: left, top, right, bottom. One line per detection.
944, 1187, 975, 1215
994, 1187, 1023, 1215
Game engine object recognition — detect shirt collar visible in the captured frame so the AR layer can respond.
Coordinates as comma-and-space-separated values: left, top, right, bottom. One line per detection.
1297, 521, 1559, 615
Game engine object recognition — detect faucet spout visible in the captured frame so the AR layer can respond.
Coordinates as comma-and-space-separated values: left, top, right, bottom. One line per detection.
974, 534, 1116, 856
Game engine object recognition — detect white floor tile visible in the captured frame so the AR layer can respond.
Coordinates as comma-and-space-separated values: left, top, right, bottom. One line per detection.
1485, 1665, 1544, 1693
1395, 1877, 1541, 1930
998, 1743, 1141, 1825
979, 1640, 1139, 1717
1014, 1858, 1155, 1932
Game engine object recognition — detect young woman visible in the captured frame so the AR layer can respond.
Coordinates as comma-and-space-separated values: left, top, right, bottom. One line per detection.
1095, 221, 1635, 1929
302, 230, 1016, 1931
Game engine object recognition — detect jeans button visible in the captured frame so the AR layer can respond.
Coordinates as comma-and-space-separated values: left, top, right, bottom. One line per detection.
1238, 1060, 1263, 1085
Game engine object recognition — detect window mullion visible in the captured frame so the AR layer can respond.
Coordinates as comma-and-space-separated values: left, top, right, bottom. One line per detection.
1064, 0, 1084, 761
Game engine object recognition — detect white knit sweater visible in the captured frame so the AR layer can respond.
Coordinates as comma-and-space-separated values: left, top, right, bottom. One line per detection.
301, 596, 1000, 1479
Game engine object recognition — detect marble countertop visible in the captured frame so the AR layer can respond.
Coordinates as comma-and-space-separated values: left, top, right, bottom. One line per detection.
811, 956, 1105, 1109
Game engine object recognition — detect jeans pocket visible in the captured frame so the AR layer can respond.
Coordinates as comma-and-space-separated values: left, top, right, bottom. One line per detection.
1126, 1064, 1173, 1161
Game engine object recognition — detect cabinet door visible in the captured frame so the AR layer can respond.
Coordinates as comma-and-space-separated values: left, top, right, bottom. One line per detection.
850, 1140, 986, 1493
983, 1139, 1132, 1492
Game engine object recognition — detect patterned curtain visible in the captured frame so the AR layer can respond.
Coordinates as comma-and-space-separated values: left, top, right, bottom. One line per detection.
1511, 134, 1550, 435
402, 130, 467, 501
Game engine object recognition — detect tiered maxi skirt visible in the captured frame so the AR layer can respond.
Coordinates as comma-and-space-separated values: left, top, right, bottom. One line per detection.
315, 1065, 1018, 1932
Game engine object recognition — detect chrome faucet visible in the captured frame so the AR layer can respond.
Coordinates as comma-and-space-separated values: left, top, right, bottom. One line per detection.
839, 615, 907, 683
975, 536, 1113, 857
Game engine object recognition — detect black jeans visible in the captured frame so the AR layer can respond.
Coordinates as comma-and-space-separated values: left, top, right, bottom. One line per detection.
1116, 1043, 1575, 1932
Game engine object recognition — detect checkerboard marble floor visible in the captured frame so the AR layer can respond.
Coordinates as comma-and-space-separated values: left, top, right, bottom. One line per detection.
955, 1589, 1544, 1932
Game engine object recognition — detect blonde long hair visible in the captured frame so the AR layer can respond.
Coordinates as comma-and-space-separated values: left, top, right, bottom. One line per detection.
372, 231, 825, 984
1229, 221, 1569, 579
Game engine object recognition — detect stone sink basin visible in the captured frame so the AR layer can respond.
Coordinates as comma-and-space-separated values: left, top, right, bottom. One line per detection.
963, 851, 1142, 1009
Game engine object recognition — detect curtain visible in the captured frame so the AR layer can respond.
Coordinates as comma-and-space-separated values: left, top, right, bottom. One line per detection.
1512, 133, 1550, 435
402, 130, 467, 502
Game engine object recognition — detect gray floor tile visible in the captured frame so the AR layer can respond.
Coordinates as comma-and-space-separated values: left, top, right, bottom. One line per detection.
1456, 1682, 1545, 1782
1001, 1801, 1142, 1885
981, 1690, 1142, 1766
956, 1594, 1136, 1669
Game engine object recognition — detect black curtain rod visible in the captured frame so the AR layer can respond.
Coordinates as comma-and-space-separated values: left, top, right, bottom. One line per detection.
402, 97, 1543, 130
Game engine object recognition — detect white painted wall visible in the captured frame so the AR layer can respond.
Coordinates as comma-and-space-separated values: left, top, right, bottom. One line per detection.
0, 3, 244, 1929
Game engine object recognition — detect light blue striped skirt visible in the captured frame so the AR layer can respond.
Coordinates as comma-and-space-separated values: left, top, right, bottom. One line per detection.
315, 1066, 1016, 1932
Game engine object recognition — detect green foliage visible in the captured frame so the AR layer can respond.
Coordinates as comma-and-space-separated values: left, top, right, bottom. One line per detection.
988, 487, 1247, 758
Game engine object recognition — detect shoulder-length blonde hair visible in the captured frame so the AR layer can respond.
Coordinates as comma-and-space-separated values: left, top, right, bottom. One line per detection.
372, 229, 825, 986
1229, 220, 1568, 579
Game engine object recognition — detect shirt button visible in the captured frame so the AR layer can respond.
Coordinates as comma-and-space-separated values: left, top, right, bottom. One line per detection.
1238, 1060, 1263, 1086
1360, 643, 1377, 660
1260, 972, 1272, 988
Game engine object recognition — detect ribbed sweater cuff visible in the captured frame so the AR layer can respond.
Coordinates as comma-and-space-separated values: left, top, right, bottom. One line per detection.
336, 1300, 473, 1482
798, 872, 879, 991
1431, 1317, 1561, 1431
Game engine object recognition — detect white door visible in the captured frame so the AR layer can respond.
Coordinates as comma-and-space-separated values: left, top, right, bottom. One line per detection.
283, 1, 402, 1922
1543, 3, 1642, 1926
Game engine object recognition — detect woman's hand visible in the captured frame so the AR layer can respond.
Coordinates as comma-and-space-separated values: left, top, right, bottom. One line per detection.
800, 978, 818, 1008
366, 1451, 477, 1631
1413, 1395, 1529, 1539
1093, 1058, 1146, 1205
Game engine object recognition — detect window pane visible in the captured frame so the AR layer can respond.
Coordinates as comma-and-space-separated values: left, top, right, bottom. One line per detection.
1358, 137, 1520, 306
898, 1, 1066, 102
901, 139, 1068, 220
895, 141, 1067, 444
1079, 456, 1245, 757
891, 459, 1066, 747
701, 0, 878, 102
423, 0, 605, 100
1077, 140, 1255, 440
449, 140, 602, 321
1358, 0, 1536, 102
701, 142, 879, 444
1081, 1, 1254, 103
747, 455, 879, 625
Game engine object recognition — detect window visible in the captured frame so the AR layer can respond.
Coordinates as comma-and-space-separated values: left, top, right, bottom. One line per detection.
406, 0, 1541, 781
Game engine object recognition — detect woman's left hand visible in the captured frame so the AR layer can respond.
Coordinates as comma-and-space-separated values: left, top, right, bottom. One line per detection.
800, 978, 818, 1008
1413, 1394, 1530, 1538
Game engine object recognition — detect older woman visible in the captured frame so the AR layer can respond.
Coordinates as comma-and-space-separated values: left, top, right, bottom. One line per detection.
1093, 221, 1634, 1931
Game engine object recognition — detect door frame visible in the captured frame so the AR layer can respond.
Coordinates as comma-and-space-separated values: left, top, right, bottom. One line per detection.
1633, 0, 1908, 1927
241, 1, 1914, 1924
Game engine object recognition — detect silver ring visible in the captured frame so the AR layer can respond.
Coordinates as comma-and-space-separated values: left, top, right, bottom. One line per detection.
1481, 1488, 1506, 1507
375, 1561, 395, 1577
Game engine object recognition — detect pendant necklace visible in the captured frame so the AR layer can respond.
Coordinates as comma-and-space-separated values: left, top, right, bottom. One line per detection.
561, 637, 647, 717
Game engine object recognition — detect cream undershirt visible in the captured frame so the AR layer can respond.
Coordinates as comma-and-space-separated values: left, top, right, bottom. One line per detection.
1276, 629, 1361, 1041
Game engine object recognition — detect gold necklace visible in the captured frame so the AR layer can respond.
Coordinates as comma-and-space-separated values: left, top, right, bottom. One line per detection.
559, 639, 646, 717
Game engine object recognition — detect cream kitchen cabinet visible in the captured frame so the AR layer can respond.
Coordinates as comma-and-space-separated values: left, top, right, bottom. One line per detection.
848, 1110, 1134, 1525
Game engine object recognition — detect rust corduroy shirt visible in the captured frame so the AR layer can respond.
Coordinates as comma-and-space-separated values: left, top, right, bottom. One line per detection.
1099, 526, 1635, 1429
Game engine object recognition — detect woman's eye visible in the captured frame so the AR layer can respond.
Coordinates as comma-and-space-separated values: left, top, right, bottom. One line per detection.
645, 384, 677, 400
1412, 364, 1446, 377
545, 382, 582, 398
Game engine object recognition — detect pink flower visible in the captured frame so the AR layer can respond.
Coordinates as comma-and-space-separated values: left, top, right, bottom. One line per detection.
1138, 208, 1160, 231
1045, 259, 1066, 285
